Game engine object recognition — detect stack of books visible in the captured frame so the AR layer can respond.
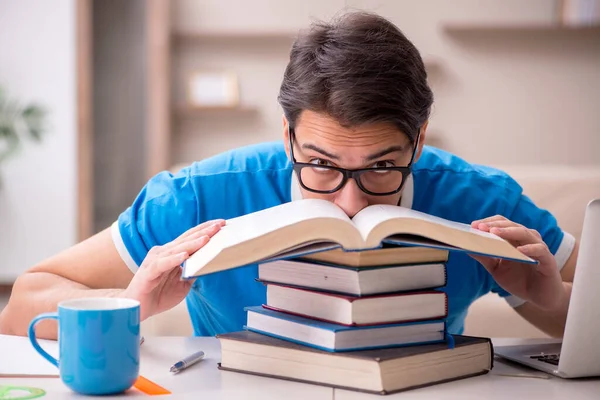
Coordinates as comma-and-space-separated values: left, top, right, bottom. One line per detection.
217, 246, 494, 394
247, 245, 450, 352
182, 199, 532, 394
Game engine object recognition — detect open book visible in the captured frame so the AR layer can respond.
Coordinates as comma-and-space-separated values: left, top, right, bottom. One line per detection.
182, 198, 534, 278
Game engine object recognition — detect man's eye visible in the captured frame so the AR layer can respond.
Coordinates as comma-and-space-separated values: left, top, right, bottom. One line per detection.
372, 161, 395, 168
309, 158, 332, 167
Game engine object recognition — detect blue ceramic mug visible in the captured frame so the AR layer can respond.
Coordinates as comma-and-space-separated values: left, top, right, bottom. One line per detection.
28, 298, 140, 395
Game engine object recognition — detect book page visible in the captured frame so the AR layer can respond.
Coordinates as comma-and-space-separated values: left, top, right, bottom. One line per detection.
264, 241, 342, 261
352, 204, 503, 242
213, 198, 352, 249
183, 199, 353, 276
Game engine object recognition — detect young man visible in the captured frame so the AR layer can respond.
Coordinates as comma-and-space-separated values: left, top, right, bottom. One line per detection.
0, 12, 577, 339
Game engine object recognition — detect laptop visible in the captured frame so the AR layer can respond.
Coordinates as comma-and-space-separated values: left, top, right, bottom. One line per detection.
494, 198, 600, 378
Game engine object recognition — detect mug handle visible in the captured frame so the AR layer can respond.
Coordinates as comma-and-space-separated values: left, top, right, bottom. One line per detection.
28, 312, 59, 367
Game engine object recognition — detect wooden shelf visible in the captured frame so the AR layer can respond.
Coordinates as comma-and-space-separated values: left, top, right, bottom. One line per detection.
174, 105, 260, 116
175, 23, 600, 42
172, 30, 297, 43
174, 30, 441, 67
443, 22, 600, 33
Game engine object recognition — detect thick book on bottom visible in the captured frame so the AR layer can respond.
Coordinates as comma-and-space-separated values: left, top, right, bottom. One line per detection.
217, 330, 493, 395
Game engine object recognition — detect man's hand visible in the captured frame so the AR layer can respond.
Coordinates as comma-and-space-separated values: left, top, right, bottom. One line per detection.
470, 215, 566, 311
123, 219, 226, 321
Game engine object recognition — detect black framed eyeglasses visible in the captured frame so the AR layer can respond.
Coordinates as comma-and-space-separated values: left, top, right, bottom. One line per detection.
288, 126, 420, 196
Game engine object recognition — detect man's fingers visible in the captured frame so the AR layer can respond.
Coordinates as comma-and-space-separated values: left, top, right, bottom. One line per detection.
173, 219, 226, 245
145, 251, 190, 280
518, 243, 553, 266
480, 220, 523, 229
469, 254, 500, 273
473, 223, 491, 233
490, 226, 542, 245
158, 221, 224, 254
166, 264, 194, 286
162, 233, 215, 257
474, 220, 522, 233
177, 219, 225, 241
471, 215, 507, 228
153, 234, 209, 277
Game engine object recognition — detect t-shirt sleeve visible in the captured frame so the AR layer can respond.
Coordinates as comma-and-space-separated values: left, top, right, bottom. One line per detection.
111, 168, 199, 273
490, 189, 576, 308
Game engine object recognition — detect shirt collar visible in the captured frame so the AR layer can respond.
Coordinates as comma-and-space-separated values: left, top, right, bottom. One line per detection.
290, 172, 414, 209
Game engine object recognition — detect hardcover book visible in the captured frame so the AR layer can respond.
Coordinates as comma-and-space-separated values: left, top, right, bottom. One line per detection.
217, 330, 494, 395
182, 199, 534, 278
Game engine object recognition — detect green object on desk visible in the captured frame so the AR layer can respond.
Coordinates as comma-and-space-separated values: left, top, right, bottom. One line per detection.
0, 385, 46, 400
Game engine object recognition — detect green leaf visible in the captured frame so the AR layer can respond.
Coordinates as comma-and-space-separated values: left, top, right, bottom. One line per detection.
22, 105, 47, 141
0, 128, 20, 163
0, 86, 49, 166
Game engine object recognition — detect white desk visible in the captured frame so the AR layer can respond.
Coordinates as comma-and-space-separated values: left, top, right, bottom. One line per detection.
2, 337, 600, 399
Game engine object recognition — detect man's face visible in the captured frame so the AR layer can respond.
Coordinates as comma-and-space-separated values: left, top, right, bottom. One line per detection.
284, 111, 425, 218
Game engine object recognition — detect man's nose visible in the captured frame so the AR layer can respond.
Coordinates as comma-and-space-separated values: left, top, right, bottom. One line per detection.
333, 179, 369, 218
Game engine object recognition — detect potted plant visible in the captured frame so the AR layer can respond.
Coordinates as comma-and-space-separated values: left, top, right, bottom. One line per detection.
0, 86, 48, 169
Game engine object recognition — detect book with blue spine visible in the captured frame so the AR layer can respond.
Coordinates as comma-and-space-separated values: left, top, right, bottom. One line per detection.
244, 306, 446, 352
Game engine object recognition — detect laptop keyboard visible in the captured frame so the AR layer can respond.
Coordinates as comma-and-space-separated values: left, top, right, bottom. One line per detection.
529, 353, 560, 366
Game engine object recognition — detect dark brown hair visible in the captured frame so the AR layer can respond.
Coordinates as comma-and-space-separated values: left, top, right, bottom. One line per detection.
278, 11, 433, 142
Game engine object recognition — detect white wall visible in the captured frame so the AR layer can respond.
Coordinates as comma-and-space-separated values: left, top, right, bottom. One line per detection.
170, 0, 348, 163
0, 0, 77, 282
170, 0, 600, 166
347, 0, 600, 166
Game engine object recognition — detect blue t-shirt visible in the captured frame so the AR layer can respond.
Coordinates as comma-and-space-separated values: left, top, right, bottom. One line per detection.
112, 142, 572, 336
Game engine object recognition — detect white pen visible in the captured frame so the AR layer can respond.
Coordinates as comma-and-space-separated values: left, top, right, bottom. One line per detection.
169, 350, 206, 373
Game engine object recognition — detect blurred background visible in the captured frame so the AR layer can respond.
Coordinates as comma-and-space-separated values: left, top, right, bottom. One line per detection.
0, 0, 599, 337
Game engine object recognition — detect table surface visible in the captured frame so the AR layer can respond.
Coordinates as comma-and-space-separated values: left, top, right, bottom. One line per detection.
2, 336, 599, 399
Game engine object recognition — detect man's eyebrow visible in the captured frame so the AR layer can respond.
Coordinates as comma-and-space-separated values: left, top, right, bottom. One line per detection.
301, 143, 340, 160
365, 145, 405, 161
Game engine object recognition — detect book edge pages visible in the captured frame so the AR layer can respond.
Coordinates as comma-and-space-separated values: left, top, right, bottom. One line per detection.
373, 220, 535, 264
217, 352, 491, 395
